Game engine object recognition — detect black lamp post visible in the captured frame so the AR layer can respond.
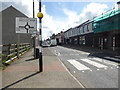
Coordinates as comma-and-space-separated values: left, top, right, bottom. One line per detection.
37, 0, 43, 72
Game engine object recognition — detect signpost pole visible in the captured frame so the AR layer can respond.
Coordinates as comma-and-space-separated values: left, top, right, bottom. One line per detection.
33, 0, 36, 59
38, 0, 43, 72
16, 17, 37, 59
17, 34, 20, 58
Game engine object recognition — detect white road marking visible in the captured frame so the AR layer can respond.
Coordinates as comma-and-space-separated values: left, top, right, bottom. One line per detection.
97, 69, 100, 71
92, 57, 103, 62
57, 57, 85, 88
58, 52, 60, 56
104, 57, 120, 61
58, 46, 90, 55
104, 68, 107, 70
91, 57, 118, 66
73, 71, 76, 73
81, 59, 107, 68
79, 51, 90, 55
82, 71, 85, 72
117, 66, 119, 68
68, 60, 90, 71
90, 70, 92, 72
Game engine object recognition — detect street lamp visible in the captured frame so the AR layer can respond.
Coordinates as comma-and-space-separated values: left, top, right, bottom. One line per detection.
37, 0, 43, 72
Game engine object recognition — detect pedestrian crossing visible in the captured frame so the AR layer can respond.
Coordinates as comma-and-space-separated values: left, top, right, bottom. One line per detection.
49, 47, 119, 72
68, 60, 90, 71
67, 58, 118, 72
81, 59, 107, 68
91, 57, 118, 66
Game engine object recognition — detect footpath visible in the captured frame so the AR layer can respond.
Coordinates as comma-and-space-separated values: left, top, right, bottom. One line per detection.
2, 48, 82, 89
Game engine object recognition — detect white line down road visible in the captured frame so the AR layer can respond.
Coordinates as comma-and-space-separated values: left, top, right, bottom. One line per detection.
68, 60, 90, 71
81, 59, 107, 68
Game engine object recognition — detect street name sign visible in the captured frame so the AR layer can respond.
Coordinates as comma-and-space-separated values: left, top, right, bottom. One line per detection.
16, 17, 37, 34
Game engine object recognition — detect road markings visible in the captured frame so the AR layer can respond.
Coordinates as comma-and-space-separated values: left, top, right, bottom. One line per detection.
58, 46, 90, 55
68, 60, 90, 71
104, 68, 107, 70
90, 70, 92, 72
82, 71, 85, 72
97, 69, 100, 71
57, 57, 86, 88
104, 57, 120, 62
79, 52, 90, 55
81, 59, 107, 68
73, 71, 76, 73
117, 66, 119, 68
91, 57, 118, 66
92, 57, 103, 62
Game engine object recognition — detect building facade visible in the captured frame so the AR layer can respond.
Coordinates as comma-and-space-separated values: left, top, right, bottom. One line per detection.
64, 20, 94, 47
93, 6, 120, 52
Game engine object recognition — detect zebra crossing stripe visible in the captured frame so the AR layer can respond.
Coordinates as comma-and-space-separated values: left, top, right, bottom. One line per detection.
92, 57, 118, 66
68, 60, 90, 71
92, 57, 103, 62
81, 59, 107, 68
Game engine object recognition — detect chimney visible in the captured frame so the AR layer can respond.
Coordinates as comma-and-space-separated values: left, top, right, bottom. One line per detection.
117, 1, 120, 8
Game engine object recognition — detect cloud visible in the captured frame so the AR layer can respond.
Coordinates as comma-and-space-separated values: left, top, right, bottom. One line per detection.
78, 3, 108, 24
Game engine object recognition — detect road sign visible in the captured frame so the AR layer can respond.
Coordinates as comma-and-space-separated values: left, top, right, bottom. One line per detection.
16, 17, 37, 34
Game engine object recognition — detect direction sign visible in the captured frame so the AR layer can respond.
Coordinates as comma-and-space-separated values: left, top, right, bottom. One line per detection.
16, 17, 37, 34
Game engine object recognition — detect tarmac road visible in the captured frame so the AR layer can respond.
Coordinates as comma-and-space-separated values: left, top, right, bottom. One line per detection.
49, 46, 120, 88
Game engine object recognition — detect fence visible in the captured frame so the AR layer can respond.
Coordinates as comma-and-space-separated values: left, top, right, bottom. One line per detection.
2, 43, 31, 65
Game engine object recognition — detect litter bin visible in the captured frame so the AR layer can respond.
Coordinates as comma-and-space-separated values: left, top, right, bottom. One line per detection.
35, 48, 39, 59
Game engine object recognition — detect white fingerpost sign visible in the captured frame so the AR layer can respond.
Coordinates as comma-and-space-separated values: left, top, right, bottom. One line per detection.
16, 17, 37, 34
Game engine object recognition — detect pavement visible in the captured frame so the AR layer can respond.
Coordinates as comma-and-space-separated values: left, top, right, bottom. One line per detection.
2, 48, 83, 89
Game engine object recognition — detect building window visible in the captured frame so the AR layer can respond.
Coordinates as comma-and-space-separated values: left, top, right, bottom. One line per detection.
79, 27, 81, 34
83, 26, 84, 33
87, 24, 89, 31
82, 36, 85, 45
79, 37, 82, 44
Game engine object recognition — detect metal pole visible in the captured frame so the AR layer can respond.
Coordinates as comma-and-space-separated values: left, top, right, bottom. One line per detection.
33, 0, 36, 58
17, 34, 20, 58
33, 0, 35, 18
39, 0, 43, 72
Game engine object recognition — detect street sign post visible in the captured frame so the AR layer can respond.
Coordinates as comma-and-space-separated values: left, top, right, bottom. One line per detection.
16, 17, 37, 34
16, 17, 37, 58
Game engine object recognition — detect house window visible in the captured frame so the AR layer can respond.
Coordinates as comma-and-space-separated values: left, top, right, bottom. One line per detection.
87, 24, 89, 31
83, 36, 85, 45
83, 26, 84, 33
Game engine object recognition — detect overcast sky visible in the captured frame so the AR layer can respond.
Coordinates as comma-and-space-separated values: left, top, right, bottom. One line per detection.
1, 0, 119, 39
